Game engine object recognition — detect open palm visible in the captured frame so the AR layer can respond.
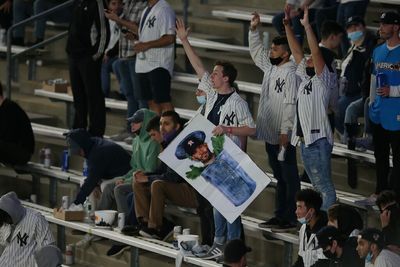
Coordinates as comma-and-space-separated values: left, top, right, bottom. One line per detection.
176, 18, 190, 41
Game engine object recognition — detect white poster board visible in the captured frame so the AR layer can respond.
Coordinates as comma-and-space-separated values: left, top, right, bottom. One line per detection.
159, 114, 271, 223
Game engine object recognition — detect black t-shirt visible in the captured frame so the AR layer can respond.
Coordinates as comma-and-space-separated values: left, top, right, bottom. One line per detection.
207, 92, 234, 125
0, 99, 34, 153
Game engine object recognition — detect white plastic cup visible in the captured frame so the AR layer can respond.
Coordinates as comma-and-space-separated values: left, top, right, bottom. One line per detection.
182, 228, 190, 235
62, 196, 70, 210
30, 194, 37, 203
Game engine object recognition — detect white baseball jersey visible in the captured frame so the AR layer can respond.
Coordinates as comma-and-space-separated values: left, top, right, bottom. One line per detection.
0, 209, 55, 267
198, 72, 256, 147
135, 0, 175, 76
291, 59, 333, 147
249, 30, 299, 145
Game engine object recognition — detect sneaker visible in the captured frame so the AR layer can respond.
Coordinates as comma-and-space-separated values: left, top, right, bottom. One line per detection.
270, 222, 297, 233
121, 224, 141, 236
198, 242, 224, 260
354, 195, 377, 207
355, 137, 374, 152
258, 217, 281, 228
107, 244, 130, 256
75, 234, 102, 248
139, 227, 162, 240
110, 131, 131, 141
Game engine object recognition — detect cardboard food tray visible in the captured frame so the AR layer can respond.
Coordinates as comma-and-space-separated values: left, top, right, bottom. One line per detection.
42, 81, 69, 93
53, 208, 84, 221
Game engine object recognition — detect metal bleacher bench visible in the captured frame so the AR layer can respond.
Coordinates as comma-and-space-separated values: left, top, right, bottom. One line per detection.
21, 201, 221, 267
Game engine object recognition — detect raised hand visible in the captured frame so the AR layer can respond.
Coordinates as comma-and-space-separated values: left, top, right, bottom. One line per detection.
250, 12, 260, 31
300, 6, 310, 27
283, 4, 291, 26
176, 18, 190, 41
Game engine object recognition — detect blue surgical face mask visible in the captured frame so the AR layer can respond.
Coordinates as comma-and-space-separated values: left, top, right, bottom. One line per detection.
348, 31, 364, 42
196, 95, 206, 105
297, 217, 308, 224
365, 251, 373, 263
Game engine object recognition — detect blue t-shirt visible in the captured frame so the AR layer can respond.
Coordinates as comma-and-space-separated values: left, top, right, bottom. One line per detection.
370, 43, 400, 131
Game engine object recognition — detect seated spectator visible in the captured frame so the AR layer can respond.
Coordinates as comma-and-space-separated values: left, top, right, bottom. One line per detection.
0, 82, 34, 165
356, 228, 400, 266
222, 239, 251, 267
284, 6, 337, 211
376, 190, 400, 254
0, 192, 55, 266
64, 128, 131, 206
293, 189, 329, 267
97, 109, 161, 255
327, 204, 363, 237
101, 0, 122, 98
146, 115, 163, 144
134, 111, 198, 240
176, 18, 256, 259
34, 245, 63, 267
32, 0, 72, 46
316, 226, 364, 267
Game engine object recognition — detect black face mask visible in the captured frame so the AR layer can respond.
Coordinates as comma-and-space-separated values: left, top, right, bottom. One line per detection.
323, 250, 336, 259
269, 56, 284, 66
306, 67, 315, 77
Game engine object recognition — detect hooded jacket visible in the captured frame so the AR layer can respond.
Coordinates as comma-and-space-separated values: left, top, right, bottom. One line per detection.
122, 109, 161, 183
67, 129, 131, 204
0, 192, 55, 267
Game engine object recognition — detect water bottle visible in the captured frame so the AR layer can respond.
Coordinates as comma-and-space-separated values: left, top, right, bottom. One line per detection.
82, 159, 88, 177
44, 148, 51, 168
83, 197, 93, 223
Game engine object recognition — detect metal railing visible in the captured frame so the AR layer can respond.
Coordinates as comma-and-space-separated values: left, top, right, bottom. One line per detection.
6, 0, 74, 100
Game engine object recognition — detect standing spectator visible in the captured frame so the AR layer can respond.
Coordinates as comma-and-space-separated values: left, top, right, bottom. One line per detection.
0, 0, 12, 32
135, 111, 198, 240
356, 228, 400, 266
66, 0, 109, 137
0, 192, 55, 267
293, 189, 329, 267
101, 0, 122, 98
105, 0, 148, 141
0, 82, 34, 165
315, 226, 364, 267
284, 6, 337, 210
11, 0, 32, 46
134, 0, 176, 114
32, 0, 72, 46
376, 190, 400, 254
64, 129, 131, 206
369, 12, 400, 200
249, 12, 300, 232
176, 18, 256, 259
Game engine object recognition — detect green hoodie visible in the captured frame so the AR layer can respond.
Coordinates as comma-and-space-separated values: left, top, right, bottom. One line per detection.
122, 109, 161, 183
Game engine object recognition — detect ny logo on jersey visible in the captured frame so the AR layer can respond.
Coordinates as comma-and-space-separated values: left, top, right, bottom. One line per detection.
223, 112, 237, 126
274, 78, 285, 93
147, 16, 156, 28
302, 80, 312, 95
16, 232, 29, 247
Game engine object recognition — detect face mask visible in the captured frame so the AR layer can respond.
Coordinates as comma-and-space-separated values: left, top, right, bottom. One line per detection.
297, 209, 312, 224
163, 129, 177, 144
270, 56, 284, 66
306, 67, 315, 77
196, 95, 206, 105
323, 249, 336, 259
348, 31, 364, 42
0, 224, 12, 246
365, 251, 373, 263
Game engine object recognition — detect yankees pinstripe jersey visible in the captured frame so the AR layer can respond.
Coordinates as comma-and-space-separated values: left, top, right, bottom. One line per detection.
198, 72, 256, 147
135, 0, 175, 76
291, 59, 333, 147
0, 209, 55, 267
249, 30, 299, 145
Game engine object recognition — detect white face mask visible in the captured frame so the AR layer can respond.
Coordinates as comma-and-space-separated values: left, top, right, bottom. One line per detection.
0, 224, 12, 246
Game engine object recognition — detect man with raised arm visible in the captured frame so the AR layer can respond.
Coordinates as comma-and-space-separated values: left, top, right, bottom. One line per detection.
284, 6, 336, 211
249, 12, 300, 232
176, 18, 256, 260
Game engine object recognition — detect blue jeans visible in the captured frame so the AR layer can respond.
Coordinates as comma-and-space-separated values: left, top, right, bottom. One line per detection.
345, 97, 372, 135
300, 138, 336, 211
13, 0, 33, 38
126, 192, 138, 225
266, 143, 300, 223
33, 0, 71, 40
337, 0, 369, 54
213, 208, 241, 244
112, 57, 147, 130
335, 95, 361, 134
101, 56, 118, 97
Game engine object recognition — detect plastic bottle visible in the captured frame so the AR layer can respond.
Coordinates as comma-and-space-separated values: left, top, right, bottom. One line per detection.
83, 197, 93, 223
